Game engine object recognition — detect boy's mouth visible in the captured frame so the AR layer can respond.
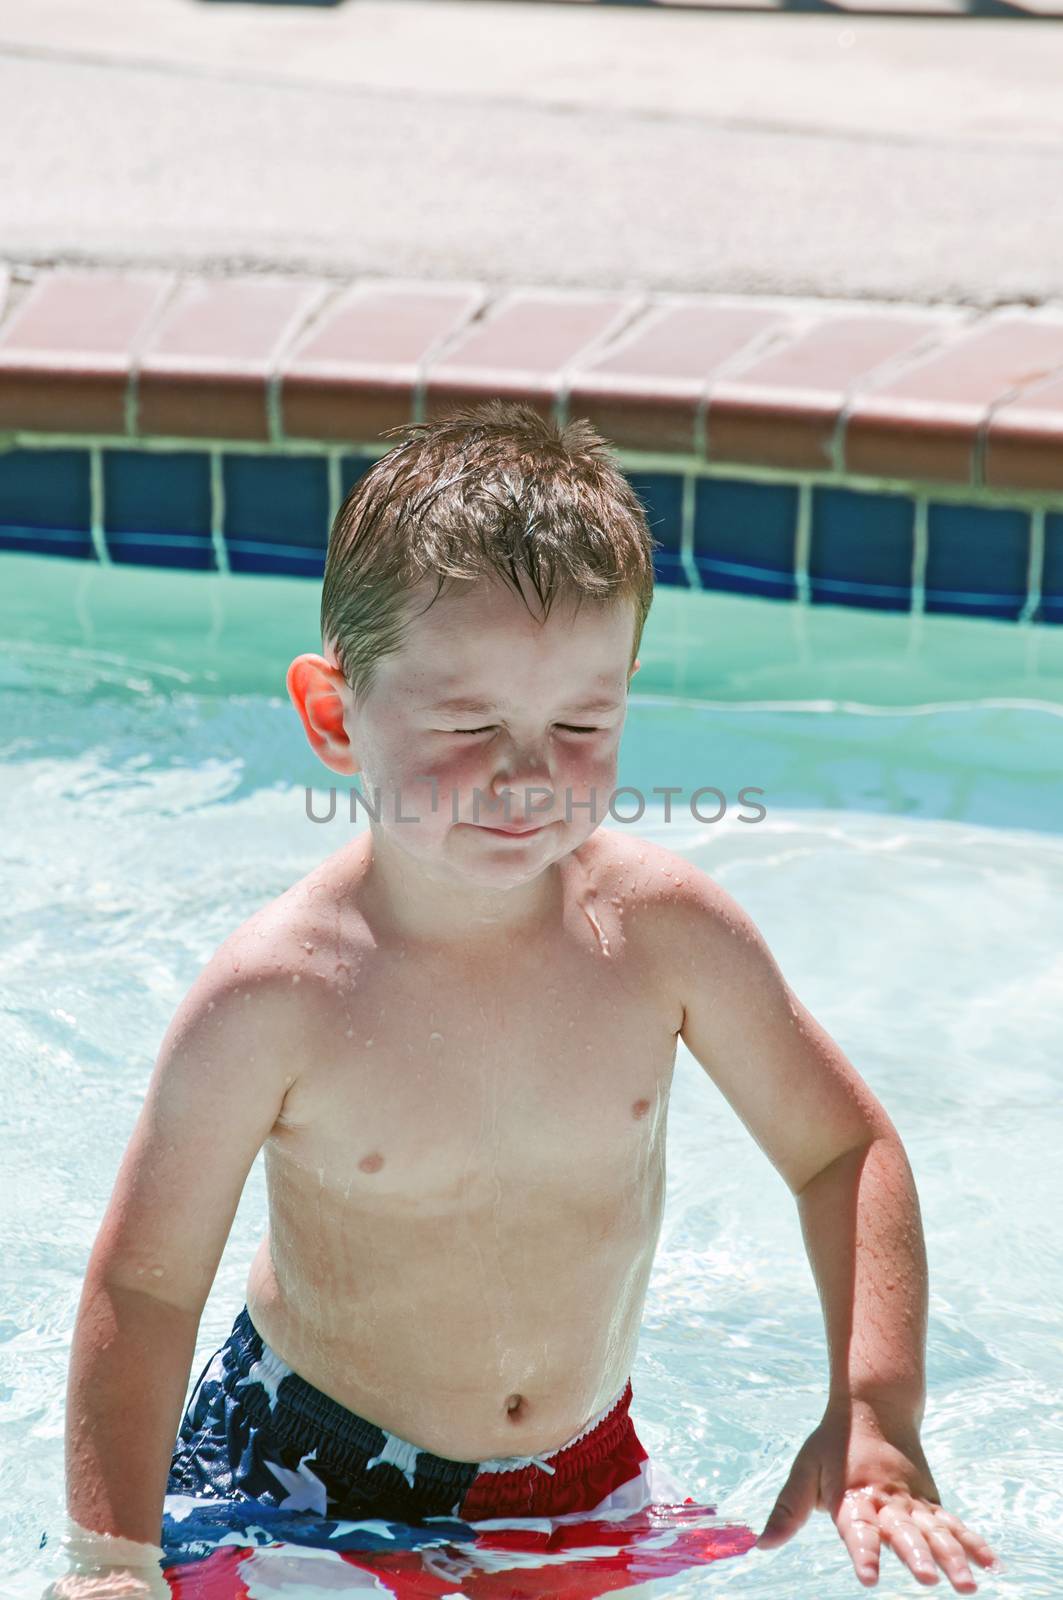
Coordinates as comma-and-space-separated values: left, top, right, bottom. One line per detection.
476, 821, 548, 836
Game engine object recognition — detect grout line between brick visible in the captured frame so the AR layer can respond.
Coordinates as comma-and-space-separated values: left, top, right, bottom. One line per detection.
209, 449, 230, 575
269, 281, 333, 446
1018, 508, 1045, 626
88, 445, 110, 565
911, 496, 928, 616
831, 308, 983, 476
127, 274, 182, 438
679, 472, 700, 590
327, 449, 343, 530
413, 287, 493, 426
793, 481, 812, 606
977, 348, 1063, 495
555, 295, 651, 428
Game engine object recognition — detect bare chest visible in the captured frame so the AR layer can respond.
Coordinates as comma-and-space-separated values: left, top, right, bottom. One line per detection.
268, 919, 680, 1212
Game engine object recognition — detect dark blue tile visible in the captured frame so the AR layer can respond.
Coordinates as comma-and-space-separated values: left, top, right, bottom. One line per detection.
627, 473, 683, 556
228, 543, 326, 579
925, 502, 1029, 621
693, 478, 797, 601
341, 454, 376, 498
223, 453, 330, 576
0, 448, 93, 560
103, 449, 214, 570
810, 487, 914, 612
107, 531, 216, 571
652, 552, 689, 588
104, 449, 211, 534
1040, 513, 1063, 624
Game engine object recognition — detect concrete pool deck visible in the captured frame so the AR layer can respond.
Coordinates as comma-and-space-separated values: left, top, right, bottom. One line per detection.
1, 0, 1062, 307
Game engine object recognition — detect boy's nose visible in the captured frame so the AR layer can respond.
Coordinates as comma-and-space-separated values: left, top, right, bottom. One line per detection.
489, 742, 554, 798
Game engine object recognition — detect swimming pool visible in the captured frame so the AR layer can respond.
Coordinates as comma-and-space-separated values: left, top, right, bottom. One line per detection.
2, 552, 1061, 1597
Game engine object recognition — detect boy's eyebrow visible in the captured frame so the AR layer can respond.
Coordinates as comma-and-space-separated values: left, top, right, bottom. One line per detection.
428, 695, 623, 716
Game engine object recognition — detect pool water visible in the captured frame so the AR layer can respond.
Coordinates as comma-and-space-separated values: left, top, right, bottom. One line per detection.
1, 554, 1062, 1597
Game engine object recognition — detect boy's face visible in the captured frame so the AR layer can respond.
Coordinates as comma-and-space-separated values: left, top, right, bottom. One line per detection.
323, 576, 640, 891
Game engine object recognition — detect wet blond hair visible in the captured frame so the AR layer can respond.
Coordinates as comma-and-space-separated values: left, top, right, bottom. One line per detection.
320, 399, 657, 699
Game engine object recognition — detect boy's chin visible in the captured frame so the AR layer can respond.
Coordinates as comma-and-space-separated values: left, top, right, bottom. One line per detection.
380, 825, 557, 877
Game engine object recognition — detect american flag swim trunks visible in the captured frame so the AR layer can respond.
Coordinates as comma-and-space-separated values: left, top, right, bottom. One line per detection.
167, 1305, 652, 1523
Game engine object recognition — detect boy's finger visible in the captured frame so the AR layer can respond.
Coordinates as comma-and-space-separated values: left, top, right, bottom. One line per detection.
877, 1502, 942, 1586
914, 1506, 1003, 1572
835, 1490, 882, 1586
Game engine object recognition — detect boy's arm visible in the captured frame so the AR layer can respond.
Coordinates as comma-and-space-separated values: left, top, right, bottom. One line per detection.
66, 947, 303, 1547
666, 864, 927, 1420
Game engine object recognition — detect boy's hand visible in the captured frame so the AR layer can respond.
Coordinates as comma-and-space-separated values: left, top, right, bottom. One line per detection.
755, 1399, 1003, 1590
40, 1517, 170, 1600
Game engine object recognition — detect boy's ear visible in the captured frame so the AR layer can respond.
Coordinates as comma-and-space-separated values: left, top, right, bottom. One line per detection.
629, 657, 641, 680
286, 655, 361, 776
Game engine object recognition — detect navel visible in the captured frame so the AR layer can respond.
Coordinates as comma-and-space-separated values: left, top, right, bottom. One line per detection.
505, 1393, 525, 1418
358, 1151, 385, 1173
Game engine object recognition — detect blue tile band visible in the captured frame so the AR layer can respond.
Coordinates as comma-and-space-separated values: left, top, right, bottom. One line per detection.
0, 442, 1059, 625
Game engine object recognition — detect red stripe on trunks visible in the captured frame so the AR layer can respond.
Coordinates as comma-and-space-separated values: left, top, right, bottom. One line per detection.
457, 1380, 648, 1521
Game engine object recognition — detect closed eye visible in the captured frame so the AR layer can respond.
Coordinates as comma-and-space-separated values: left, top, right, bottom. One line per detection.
448, 725, 599, 735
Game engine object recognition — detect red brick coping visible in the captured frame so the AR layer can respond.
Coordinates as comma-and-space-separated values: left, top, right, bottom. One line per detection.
0, 268, 1062, 495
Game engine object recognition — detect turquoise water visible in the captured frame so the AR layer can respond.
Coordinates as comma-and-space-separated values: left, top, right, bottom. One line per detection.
1, 554, 1062, 1597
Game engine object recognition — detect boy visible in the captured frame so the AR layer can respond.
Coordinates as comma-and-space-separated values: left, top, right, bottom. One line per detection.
64, 401, 1000, 1593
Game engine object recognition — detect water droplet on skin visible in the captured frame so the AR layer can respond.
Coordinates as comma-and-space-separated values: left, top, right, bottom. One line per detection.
284, 1075, 295, 1088
345, 1027, 354, 1038
429, 1031, 444, 1044
291, 974, 301, 984
304, 941, 314, 952
207, 1000, 215, 1012
365, 1038, 374, 1047
580, 896, 611, 957
150, 1266, 164, 1277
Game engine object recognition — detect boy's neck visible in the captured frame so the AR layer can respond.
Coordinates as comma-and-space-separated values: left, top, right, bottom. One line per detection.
351, 828, 566, 953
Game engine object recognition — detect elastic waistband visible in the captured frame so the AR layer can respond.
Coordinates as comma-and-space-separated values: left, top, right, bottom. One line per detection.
228, 1306, 633, 1488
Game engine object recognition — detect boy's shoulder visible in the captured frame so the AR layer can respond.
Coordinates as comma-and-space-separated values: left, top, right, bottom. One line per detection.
587, 826, 722, 910
589, 829, 764, 967
194, 850, 362, 1012
168, 863, 361, 1100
